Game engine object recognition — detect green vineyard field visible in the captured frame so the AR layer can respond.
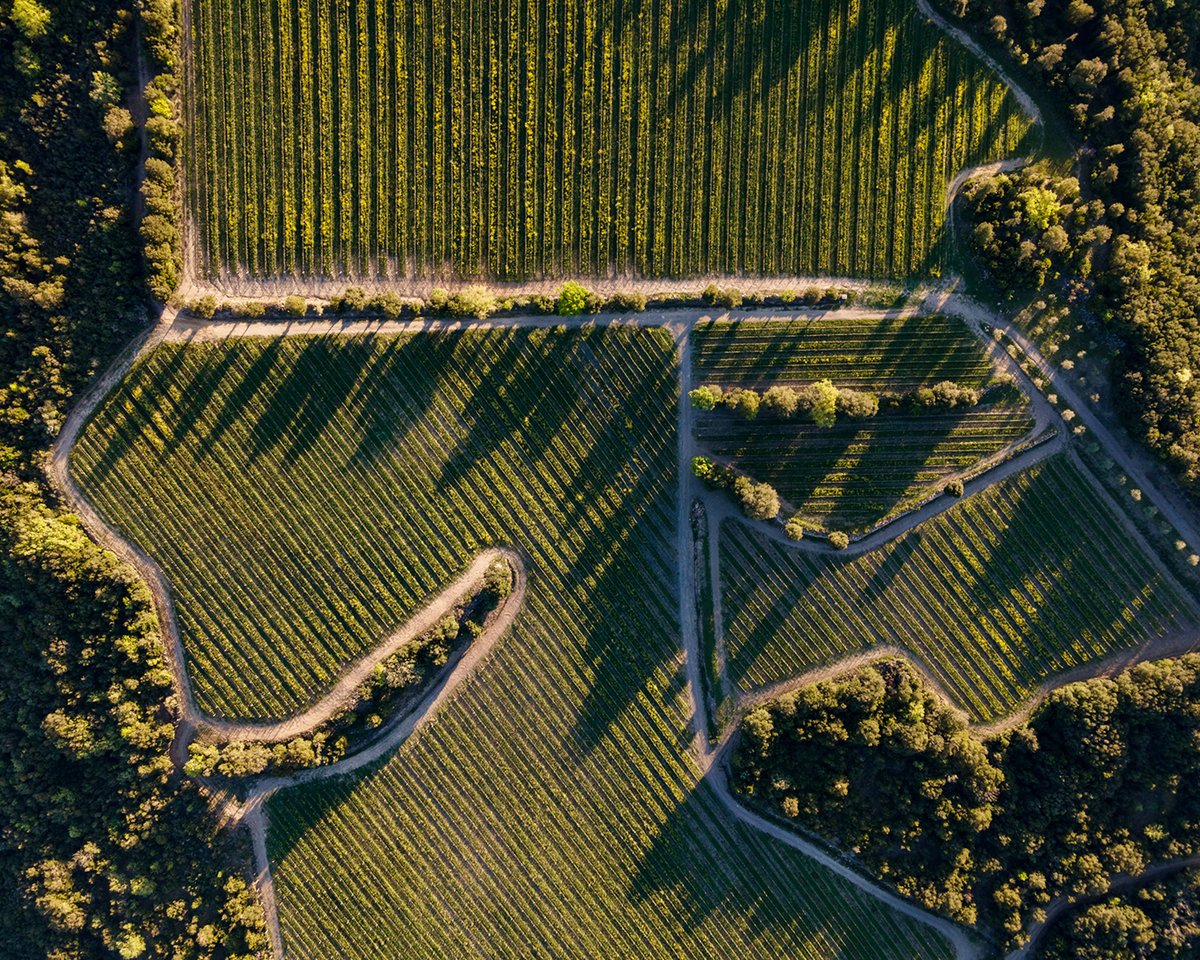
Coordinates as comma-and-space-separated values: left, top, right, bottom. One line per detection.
720, 455, 1197, 721
693, 315, 1032, 529
185, 0, 1031, 279
74, 328, 953, 958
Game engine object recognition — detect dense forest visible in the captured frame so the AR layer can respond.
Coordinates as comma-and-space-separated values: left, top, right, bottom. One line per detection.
949, 0, 1200, 499
0, 0, 264, 954
1042, 867, 1200, 959
732, 656, 1200, 950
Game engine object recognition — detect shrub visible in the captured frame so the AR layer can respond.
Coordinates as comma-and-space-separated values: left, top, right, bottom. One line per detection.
688, 385, 723, 411
447, 284, 497, 319
945, 479, 965, 497
691, 456, 715, 481
762, 385, 800, 417
716, 288, 743, 309
236, 301, 266, 318
191, 295, 217, 319
828, 531, 850, 550
556, 281, 590, 315
532, 294, 556, 314
428, 287, 450, 312
483, 559, 513, 600
733, 476, 780, 521
784, 516, 805, 541
338, 286, 368, 313
702, 283, 720, 304
725, 387, 760, 420
836, 387, 879, 419
282, 295, 307, 316
370, 291, 406, 320
607, 292, 647, 312
583, 291, 606, 313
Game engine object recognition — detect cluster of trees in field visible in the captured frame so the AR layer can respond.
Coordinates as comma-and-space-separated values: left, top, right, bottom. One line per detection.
186, 559, 515, 780
0, 0, 270, 953
690, 379, 987, 424
732, 655, 1200, 950
948, 0, 1200, 499
1042, 867, 1200, 959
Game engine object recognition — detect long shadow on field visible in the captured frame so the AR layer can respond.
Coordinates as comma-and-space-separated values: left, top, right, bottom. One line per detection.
348, 333, 460, 466
628, 781, 874, 950
197, 337, 286, 457
438, 329, 584, 491
245, 338, 373, 465
75, 344, 189, 488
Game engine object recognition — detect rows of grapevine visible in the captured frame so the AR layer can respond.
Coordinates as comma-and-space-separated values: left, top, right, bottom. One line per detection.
185, 0, 1030, 280
720, 455, 1197, 721
692, 315, 998, 389
74, 329, 953, 958
697, 406, 1034, 530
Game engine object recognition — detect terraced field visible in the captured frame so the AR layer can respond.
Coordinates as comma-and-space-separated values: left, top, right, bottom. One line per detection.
692, 315, 1033, 529
185, 0, 1030, 279
720, 454, 1198, 720
74, 328, 954, 959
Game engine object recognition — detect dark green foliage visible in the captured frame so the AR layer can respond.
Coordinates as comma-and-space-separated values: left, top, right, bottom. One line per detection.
733, 476, 780, 521
1042, 868, 1200, 959
951, 0, 1200, 499
0, 487, 268, 957
733, 655, 1200, 948
963, 169, 1106, 293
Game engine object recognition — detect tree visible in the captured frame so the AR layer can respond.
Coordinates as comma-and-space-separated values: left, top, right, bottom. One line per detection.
688, 385, 723, 411
726, 387, 760, 420
836, 387, 879, 419
762, 385, 800, 417
799, 380, 839, 428
556, 281, 590, 316
691, 456, 715, 482
784, 515, 805, 540
483, 558, 513, 600
733, 476, 780, 521
828, 531, 850, 550
448, 284, 497, 319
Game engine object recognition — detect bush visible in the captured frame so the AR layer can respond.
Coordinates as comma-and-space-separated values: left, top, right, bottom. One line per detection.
727, 388, 760, 420
235, 301, 266, 318
532, 294, 556, 314
688, 385, 723, 411
191, 295, 217, 319
762, 385, 800, 417
338, 286, 368, 313
945, 479, 965, 497
556, 281, 590, 316
282, 295, 307, 316
691, 456, 715, 482
607, 292, 647, 312
483, 559, 513, 600
828, 531, 850, 550
716, 288, 743, 309
733, 476, 780, 521
784, 516, 805, 541
370, 291, 406, 320
836, 387, 879, 419
583, 291, 606, 313
428, 287, 449, 312
447, 284, 497, 319
702, 283, 720, 304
